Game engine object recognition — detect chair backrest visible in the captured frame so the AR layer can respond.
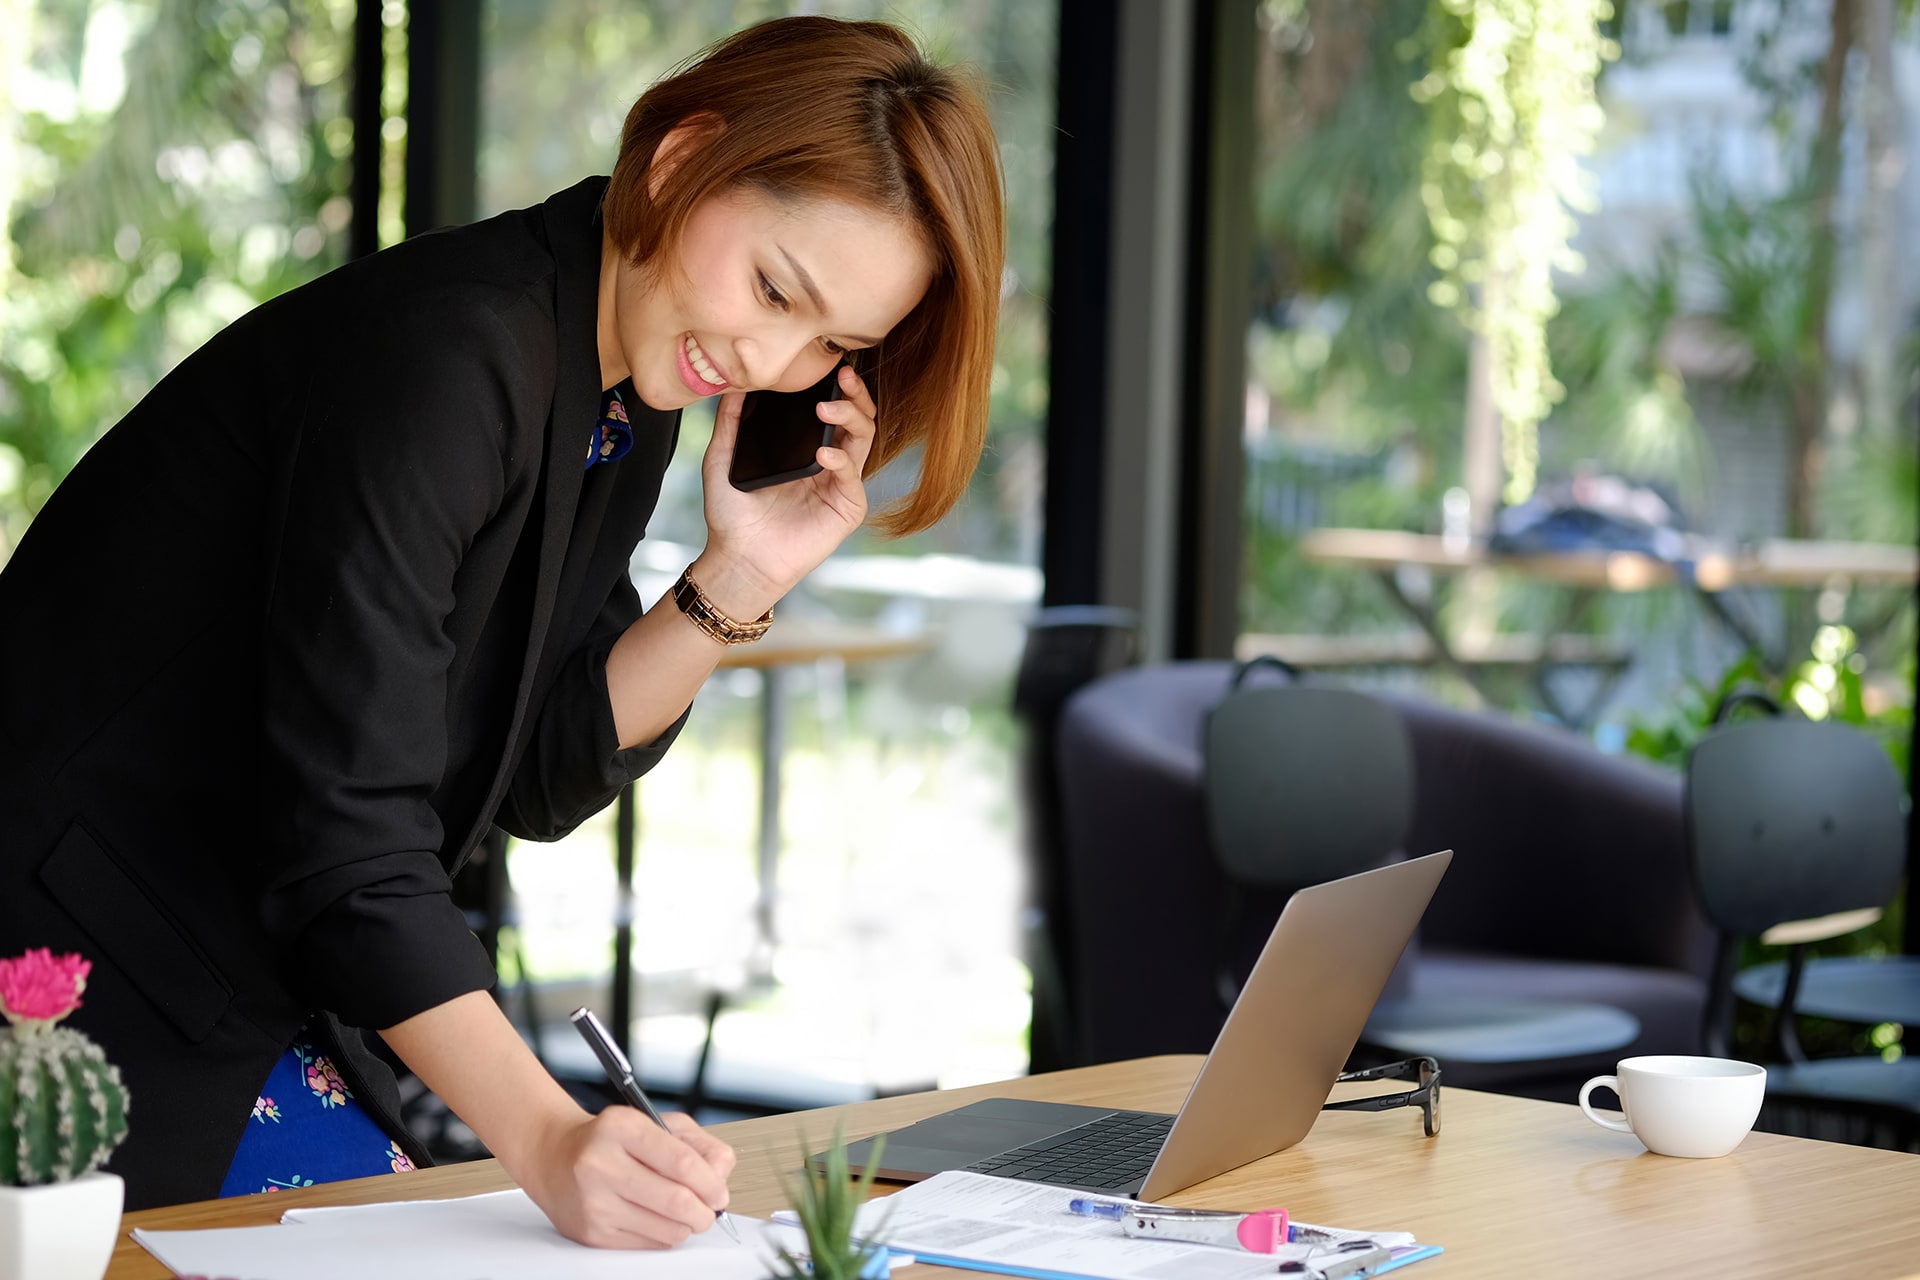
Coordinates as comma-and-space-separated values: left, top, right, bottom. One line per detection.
1013, 606, 1141, 725
1686, 718, 1907, 937
1204, 680, 1415, 890
1013, 608, 1142, 871
1012, 605, 1139, 1070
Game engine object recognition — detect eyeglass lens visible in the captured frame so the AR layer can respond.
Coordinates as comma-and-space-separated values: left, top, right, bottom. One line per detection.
1420, 1059, 1441, 1137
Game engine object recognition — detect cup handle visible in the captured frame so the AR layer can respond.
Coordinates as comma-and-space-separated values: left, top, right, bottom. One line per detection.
1579, 1076, 1633, 1133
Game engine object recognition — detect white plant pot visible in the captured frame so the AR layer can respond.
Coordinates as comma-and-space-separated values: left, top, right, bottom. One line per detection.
0, 1171, 124, 1280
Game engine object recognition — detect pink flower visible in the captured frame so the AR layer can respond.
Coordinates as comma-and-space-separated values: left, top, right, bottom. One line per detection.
0, 948, 91, 1027
295, 1045, 352, 1108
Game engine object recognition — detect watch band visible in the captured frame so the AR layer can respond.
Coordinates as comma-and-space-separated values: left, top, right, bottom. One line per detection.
672, 567, 773, 645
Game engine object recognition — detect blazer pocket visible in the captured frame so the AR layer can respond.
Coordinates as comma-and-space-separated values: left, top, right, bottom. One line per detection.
39, 822, 233, 1044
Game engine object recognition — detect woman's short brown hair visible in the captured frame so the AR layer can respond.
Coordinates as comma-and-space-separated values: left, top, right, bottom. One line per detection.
604, 16, 1006, 537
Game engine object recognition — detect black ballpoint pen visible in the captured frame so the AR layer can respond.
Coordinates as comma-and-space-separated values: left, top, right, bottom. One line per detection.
570, 1006, 742, 1242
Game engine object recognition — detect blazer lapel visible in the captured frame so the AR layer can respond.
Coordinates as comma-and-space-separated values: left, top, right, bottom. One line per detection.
451, 177, 608, 863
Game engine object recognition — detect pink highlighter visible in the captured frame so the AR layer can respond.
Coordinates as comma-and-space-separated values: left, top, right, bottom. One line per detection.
1112, 1204, 1291, 1252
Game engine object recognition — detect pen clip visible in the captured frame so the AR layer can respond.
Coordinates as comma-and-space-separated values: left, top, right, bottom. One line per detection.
570, 1007, 636, 1079
1309, 1241, 1392, 1280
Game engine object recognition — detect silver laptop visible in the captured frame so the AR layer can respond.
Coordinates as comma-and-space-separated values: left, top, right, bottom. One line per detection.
816, 849, 1451, 1201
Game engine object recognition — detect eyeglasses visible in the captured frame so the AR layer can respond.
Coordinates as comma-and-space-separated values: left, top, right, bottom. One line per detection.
1321, 1056, 1442, 1137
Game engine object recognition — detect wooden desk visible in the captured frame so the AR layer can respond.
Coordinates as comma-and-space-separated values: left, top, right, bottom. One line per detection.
111, 1055, 1920, 1279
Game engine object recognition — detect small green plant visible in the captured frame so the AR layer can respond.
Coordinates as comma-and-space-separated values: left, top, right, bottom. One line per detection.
0, 948, 131, 1185
771, 1125, 890, 1280
1623, 629, 1912, 783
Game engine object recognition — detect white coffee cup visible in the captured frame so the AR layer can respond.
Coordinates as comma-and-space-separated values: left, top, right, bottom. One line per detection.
1578, 1055, 1766, 1158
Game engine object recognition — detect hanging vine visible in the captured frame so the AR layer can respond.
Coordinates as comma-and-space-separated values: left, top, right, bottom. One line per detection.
1409, 0, 1617, 504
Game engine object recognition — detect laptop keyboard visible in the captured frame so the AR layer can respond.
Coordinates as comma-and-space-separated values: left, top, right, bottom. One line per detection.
961, 1110, 1173, 1191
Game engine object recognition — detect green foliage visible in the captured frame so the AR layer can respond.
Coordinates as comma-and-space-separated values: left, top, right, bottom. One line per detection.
1407, 0, 1619, 502
771, 1125, 889, 1280
1825, 428, 1920, 549
0, 1025, 131, 1186
1241, 0, 1915, 729
1681, 163, 1920, 546
1623, 628, 1913, 781
1242, 0, 1667, 631
1620, 649, 1766, 769
1253, 0, 1463, 467
4, 1, 1056, 566
1546, 245, 1708, 506
1, 0, 356, 555
1255, 0, 1433, 306
1685, 171, 1822, 404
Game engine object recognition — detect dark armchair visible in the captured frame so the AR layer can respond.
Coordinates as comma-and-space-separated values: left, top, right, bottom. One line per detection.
1054, 661, 1717, 1096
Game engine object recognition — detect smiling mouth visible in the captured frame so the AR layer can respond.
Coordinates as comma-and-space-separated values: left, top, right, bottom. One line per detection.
682, 335, 729, 391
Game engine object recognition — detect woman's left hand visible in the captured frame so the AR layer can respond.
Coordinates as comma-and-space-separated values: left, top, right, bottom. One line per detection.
695, 362, 878, 613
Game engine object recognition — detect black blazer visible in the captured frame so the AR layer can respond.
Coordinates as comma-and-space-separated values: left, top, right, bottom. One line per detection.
0, 177, 684, 1207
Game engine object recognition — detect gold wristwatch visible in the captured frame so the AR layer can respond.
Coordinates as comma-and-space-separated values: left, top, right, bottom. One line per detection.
671, 566, 773, 645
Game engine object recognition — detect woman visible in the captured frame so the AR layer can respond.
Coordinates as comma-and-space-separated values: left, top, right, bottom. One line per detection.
0, 14, 1004, 1247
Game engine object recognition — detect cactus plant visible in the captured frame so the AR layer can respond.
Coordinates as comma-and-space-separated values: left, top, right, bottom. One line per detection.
0, 949, 129, 1185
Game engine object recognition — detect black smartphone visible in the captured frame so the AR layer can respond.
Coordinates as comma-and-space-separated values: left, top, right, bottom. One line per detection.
727, 367, 842, 492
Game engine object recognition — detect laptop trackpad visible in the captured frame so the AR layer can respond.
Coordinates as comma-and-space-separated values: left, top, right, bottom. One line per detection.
829, 1098, 1118, 1182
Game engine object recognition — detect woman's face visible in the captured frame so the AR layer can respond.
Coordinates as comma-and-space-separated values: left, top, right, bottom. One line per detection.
605, 185, 934, 409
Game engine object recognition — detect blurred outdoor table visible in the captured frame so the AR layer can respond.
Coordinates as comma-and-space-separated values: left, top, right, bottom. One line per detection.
806, 551, 1043, 603
605, 616, 930, 1054
1253, 528, 1920, 726
719, 621, 932, 967
1297, 527, 1920, 592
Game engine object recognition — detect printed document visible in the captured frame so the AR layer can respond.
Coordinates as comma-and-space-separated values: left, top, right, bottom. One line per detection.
134, 1188, 802, 1280
851, 1171, 1431, 1280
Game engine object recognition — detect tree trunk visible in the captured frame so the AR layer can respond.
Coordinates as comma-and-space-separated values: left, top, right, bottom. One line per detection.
1790, 0, 1858, 541
1859, 0, 1902, 442
1463, 277, 1504, 538
1456, 277, 1505, 665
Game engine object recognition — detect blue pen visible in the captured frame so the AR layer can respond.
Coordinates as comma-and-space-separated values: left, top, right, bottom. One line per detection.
1067, 1197, 1129, 1220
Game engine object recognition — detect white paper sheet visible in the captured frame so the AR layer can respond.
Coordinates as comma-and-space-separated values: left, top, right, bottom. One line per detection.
850, 1171, 1428, 1280
134, 1188, 801, 1280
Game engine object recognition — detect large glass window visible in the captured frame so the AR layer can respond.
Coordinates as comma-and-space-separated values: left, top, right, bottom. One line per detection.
1239, 0, 1915, 1053
475, 2, 1055, 1103
1, 0, 357, 555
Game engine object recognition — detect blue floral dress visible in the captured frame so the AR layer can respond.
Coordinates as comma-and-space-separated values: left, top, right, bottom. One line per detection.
219, 1033, 414, 1196
586, 384, 635, 469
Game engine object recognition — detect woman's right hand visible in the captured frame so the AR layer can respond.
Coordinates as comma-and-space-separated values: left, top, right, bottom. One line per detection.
379, 992, 734, 1249
518, 1106, 737, 1249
